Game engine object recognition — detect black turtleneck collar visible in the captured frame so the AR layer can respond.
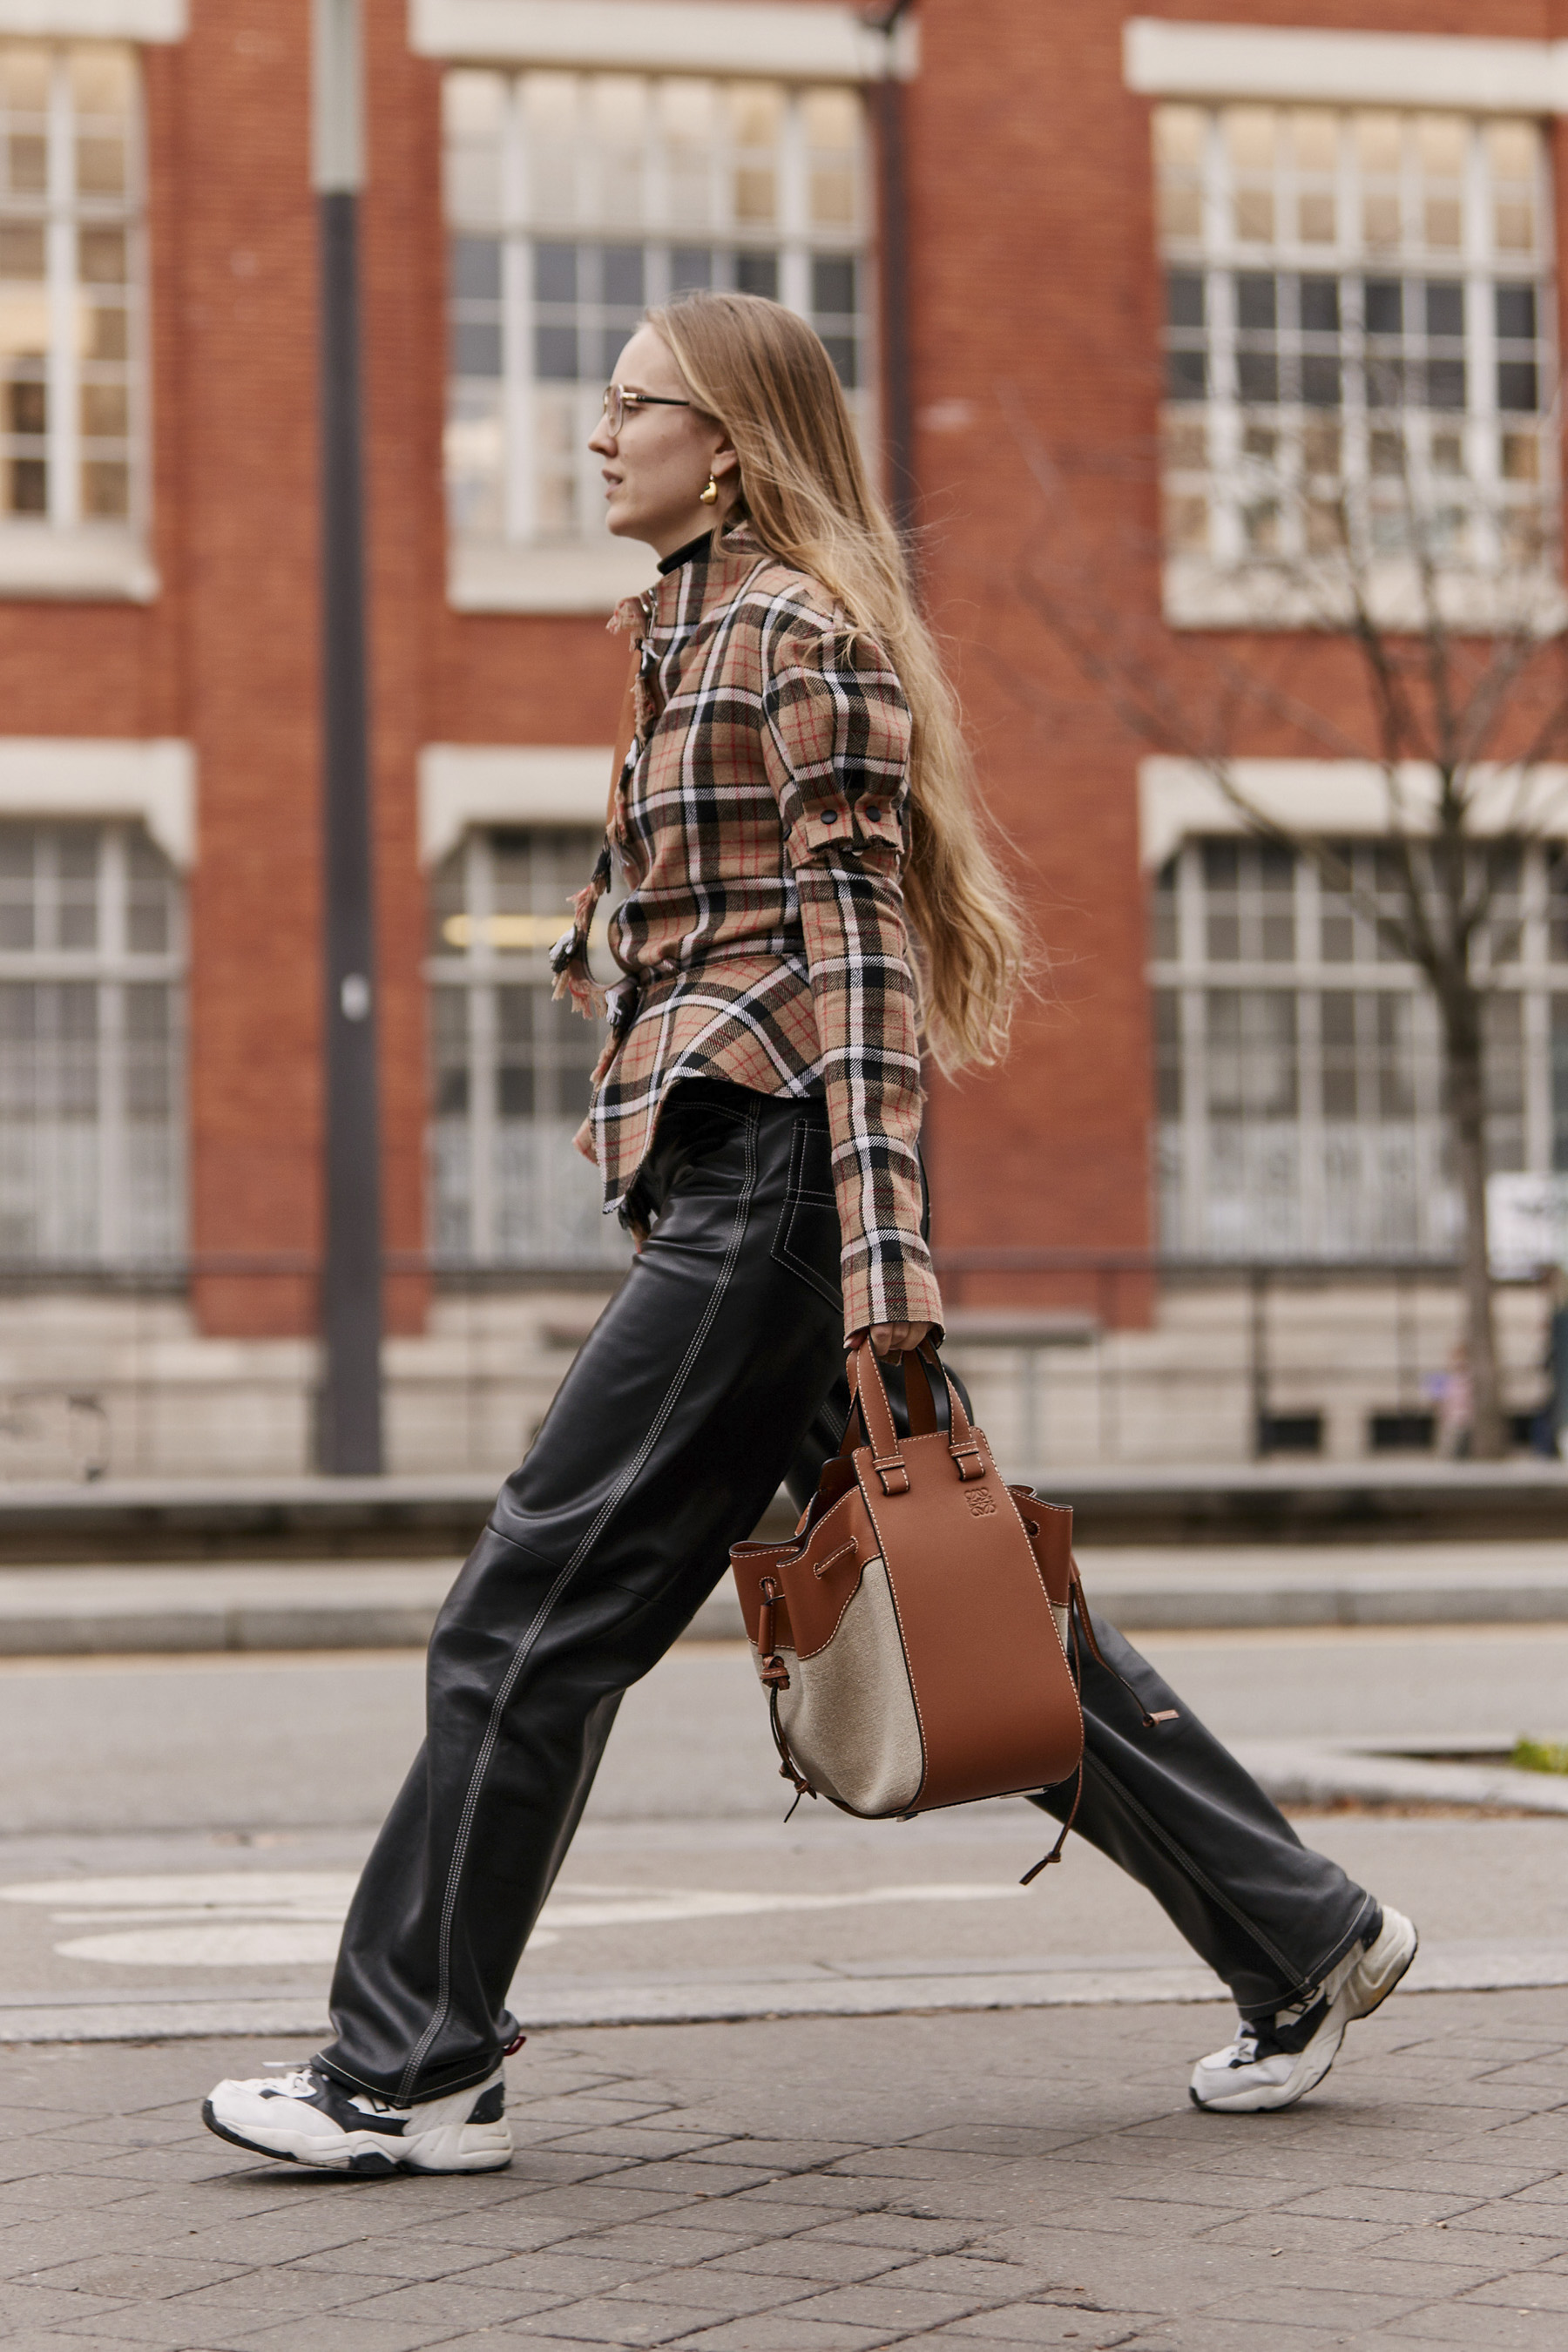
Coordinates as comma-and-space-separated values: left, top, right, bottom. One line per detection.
657, 531, 714, 576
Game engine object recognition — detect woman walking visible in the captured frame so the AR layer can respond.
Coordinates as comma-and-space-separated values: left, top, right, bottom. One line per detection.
204, 294, 1414, 2173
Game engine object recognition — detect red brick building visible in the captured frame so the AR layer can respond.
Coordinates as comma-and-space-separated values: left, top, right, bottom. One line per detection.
1, 1, 1564, 1474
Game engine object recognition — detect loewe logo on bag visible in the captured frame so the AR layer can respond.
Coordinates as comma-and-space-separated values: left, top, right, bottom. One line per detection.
964, 1486, 997, 1517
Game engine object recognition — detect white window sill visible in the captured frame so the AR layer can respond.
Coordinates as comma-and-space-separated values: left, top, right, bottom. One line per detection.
0, 526, 158, 605
1163, 556, 1568, 635
449, 536, 659, 616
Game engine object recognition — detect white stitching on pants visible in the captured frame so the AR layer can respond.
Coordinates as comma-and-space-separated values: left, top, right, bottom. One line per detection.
395, 1102, 761, 2103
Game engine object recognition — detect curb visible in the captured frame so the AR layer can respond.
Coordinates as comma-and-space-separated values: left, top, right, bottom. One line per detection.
4, 1936, 1566, 2045
8, 1568, 1568, 1654
1, 1462, 1566, 1562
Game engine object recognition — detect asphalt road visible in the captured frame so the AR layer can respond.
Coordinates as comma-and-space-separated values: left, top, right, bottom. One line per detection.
2, 1618, 1567, 2021
3, 1619, 1568, 1838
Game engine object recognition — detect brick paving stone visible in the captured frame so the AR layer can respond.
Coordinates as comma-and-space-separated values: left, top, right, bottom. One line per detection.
928, 2315, 1144, 2348
1031, 2195, 1266, 2240
228, 2318, 470, 2352
780, 2280, 989, 2328
1429, 2205, 1568, 2243
1278, 2181, 1491, 2225
603, 2268, 805, 2317
352, 2277, 577, 2328
700, 2193, 882, 2231
703, 2236, 911, 2284
0, 2286, 135, 2334
278, 2233, 514, 2281
685, 2141, 868, 2172
1460, 2268, 1568, 2308
877, 2254, 1071, 2303
539, 2225, 757, 2264
21, 2252, 249, 2300
1193, 2210, 1402, 2254
591, 2163, 786, 2198
447, 2248, 663, 2297
1375, 2309, 1568, 2349
489, 2186, 700, 2228
1369, 2221, 1559, 2270
1195, 2281, 1437, 2328
808, 2213, 980, 2254
405, 2208, 618, 2254
529, 2130, 736, 2162
1112, 2327, 1355, 2352
497, 2295, 733, 2342
46, 2313, 253, 2350
663, 2318, 889, 2349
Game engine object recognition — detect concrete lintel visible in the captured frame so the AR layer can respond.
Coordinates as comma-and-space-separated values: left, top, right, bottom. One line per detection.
1125, 17, 1568, 115
0, 1, 186, 37
1139, 756, 1568, 874
418, 744, 613, 868
410, 0, 918, 81
0, 738, 196, 870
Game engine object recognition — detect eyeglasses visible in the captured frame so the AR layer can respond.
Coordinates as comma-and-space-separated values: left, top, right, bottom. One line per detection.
601, 384, 693, 435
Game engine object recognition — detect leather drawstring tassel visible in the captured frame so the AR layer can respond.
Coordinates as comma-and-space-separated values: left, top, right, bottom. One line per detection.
1070, 1562, 1178, 1733
1021, 1759, 1082, 1883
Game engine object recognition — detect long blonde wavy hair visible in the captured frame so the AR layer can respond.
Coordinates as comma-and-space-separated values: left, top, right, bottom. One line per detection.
650, 290, 1030, 1072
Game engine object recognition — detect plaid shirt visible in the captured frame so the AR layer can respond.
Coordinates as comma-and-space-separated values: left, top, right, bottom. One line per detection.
578, 525, 942, 1340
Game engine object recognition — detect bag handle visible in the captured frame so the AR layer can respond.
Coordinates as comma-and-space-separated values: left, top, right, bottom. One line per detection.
847, 1341, 909, 1495
845, 1339, 987, 1490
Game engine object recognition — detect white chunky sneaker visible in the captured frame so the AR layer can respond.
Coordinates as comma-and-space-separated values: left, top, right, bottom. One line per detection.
1189, 1905, 1418, 2115
202, 2059, 512, 2173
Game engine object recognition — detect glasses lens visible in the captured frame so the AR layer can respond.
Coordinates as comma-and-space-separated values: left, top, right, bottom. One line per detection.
603, 384, 623, 433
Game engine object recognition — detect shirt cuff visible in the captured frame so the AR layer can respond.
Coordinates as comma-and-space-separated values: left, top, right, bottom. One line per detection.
841, 1255, 945, 1345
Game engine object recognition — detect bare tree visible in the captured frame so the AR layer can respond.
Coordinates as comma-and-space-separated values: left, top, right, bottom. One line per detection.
1004, 398, 1568, 1456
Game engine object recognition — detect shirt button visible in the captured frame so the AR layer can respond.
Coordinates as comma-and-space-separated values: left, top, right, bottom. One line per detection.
863, 802, 881, 819
821, 809, 837, 825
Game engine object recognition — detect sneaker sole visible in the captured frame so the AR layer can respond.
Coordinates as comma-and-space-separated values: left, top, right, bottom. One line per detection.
200, 2099, 511, 2176
1191, 1909, 1420, 2117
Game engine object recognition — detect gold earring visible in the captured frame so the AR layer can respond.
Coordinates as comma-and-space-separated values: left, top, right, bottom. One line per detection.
699, 471, 719, 506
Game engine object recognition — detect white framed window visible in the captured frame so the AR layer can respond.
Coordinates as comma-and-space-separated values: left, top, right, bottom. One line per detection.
427, 826, 630, 1266
0, 820, 184, 1265
442, 68, 871, 611
1152, 835, 1568, 1259
1154, 104, 1558, 622
0, 39, 149, 598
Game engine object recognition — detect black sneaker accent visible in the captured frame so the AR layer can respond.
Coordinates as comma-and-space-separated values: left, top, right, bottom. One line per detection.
469, 2083, 506, 2125
259, 2064, 408, 2138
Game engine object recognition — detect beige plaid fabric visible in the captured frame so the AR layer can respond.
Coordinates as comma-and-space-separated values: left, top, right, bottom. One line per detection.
576, 525, 942, 1340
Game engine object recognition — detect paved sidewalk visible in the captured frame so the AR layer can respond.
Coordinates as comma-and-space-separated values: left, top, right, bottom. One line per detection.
10, 1541, 1568, 1656
6, 1991, 1568, 2349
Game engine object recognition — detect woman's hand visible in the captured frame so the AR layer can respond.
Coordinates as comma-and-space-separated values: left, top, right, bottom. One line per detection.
852, 1321, 933, 1361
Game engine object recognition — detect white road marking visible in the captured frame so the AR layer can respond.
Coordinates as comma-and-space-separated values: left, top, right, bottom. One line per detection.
0, 1869, 1030, 1969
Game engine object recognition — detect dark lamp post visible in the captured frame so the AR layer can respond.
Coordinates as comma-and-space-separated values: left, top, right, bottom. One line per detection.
313, 0, 383, 1472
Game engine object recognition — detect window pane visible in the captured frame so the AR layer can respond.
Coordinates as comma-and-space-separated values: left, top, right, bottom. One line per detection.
0, 821, 182, 1263
445, 77, 867, 558
1154, 101, 1552, 591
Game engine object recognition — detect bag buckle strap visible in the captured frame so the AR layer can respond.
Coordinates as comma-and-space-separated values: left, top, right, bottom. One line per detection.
950, 1436, 985, 1480
872, 1451, 910, 1495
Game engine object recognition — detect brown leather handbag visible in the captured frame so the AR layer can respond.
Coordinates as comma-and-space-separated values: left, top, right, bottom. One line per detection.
731, 1342, 1167, 1881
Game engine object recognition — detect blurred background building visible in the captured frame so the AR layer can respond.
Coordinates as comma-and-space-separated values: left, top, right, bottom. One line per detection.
1, 0, 1565, 1480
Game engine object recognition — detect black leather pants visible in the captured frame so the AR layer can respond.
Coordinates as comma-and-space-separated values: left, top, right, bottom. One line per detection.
319, 1081, 1374, 2105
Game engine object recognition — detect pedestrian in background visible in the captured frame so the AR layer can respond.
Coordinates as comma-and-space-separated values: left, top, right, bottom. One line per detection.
203, 292, 1414, 2174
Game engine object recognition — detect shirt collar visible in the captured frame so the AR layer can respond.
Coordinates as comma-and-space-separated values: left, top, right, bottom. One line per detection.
652, 520, 765, 637
610, 522, 767, 654
656, 531, 713, 576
